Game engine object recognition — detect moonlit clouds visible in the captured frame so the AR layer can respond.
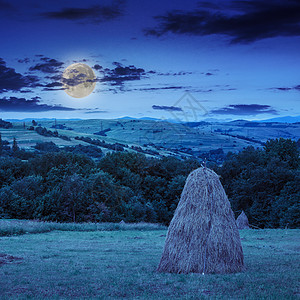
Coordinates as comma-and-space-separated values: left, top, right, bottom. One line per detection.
0, 0, 299, 120
145, 0, 300, 43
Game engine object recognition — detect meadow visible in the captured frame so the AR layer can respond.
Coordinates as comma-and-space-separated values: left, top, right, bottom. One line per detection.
4, 118, 300, 158
0, 220, 299, 299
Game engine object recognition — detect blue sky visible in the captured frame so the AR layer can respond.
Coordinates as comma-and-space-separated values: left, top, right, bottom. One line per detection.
0, 0, 299, 121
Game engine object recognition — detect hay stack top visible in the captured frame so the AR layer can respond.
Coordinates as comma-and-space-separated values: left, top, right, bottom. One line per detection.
157, 167, 244, 274
236, 211, 250, 229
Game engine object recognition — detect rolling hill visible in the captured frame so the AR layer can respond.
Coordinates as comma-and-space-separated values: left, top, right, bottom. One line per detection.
1, 118, 299, 160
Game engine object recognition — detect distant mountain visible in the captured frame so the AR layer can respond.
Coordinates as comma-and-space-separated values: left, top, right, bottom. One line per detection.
203, 118, 233, 123
118, 116, 160, 121
117, 116, 136, 120
139, 117, 160, 121
227, 119, 250, 126
260, 116, 300, 123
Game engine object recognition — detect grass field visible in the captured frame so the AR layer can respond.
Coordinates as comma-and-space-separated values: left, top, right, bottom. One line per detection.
2, 119, 300, 160
0, 220, 299, 299
0, 119, 266, 154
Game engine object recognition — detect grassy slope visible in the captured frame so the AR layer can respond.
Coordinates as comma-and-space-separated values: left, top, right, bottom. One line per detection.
1, 119, 300, 159
0, 224, 299, 299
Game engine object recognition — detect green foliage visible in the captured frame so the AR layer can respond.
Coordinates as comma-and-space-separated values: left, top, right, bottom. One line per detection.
29, 151, 95, 178
12, 137, 19, 153
0, 118, 12, 129
34, 141, 59, 152
0, 138, 298, 227
271, 172, 300, 228
0, 133, 2, 155
216, 139, 300, 228
264, 138, 300, 169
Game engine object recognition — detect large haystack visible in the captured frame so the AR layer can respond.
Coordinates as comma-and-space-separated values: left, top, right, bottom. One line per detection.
157, 167, 244, 274
236, 211, 250, 229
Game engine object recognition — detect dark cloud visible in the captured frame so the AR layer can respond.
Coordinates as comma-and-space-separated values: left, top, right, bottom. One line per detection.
155, 71, 194, 76
93, 64, 103, 71
0, 58, 40, 93
41, 1, 124, 23
100, 63, 146, 87
17, 58, 30, 64
145, 0, 300, 43
211, 104, 278, 115
42, 81, 64, 91
97, 61, 196, 92
85, 110, 108, 114
61, 73, 96, 90
0, 96, 75, 112
45, 74, 62, 81
44, 82, 62, 88
271, 85, 300, 92
29, 57, 64, 74
152, 105, 183, 112
135, 86, 185, 92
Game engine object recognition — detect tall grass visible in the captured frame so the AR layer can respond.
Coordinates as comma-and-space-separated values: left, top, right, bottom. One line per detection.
0, 219, 166, 237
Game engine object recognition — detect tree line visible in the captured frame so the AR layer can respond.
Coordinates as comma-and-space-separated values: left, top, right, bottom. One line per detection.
0, 136, 299, 228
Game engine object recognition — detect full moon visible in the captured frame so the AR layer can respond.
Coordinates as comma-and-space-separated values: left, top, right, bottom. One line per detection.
62, 63, 96, 98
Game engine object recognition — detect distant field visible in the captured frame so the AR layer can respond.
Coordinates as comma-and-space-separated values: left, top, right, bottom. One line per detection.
0, 220, 299, 299
1, 119, 300, 159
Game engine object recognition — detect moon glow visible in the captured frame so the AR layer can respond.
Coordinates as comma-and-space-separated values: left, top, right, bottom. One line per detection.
62, 63, 96, 98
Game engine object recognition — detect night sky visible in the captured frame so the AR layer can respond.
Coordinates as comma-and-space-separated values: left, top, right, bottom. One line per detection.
1, 0, 299, 121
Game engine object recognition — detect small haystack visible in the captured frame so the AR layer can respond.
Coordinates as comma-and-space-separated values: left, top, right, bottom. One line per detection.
236, 211, 250, 229
157, 167, 244, 274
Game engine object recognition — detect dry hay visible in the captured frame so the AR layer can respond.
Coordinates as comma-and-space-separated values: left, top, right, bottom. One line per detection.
236, 211, 250, 229
157, 167, 244, 274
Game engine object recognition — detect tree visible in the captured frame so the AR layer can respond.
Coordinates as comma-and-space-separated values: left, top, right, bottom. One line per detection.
0, 133, 2, 155
12, 137, 19, 153
215, 140, 300, 228
271, 171, 300, 228
264, 138, 300, 169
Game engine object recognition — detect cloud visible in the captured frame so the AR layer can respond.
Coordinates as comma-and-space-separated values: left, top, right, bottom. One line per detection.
41, 1, 124, 23
0, 58, 40, 93
152, 105, 183, 112
29, 57, 64, 74
271, 85, 300, 92
0, 96, 76, 112
44, 82, 62, 88
155, 71, 194, 76
42, 81, 64, 91
17, 58, 30, 64
84, 110, 108, 114
134, 86, 186, 92
93, 64, 103, 71
211, 104, 278, 115
145, 0, 300, 43
100, 63, 146, 87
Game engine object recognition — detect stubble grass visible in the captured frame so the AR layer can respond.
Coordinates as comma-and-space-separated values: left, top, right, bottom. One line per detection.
0, 221, 299, 299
